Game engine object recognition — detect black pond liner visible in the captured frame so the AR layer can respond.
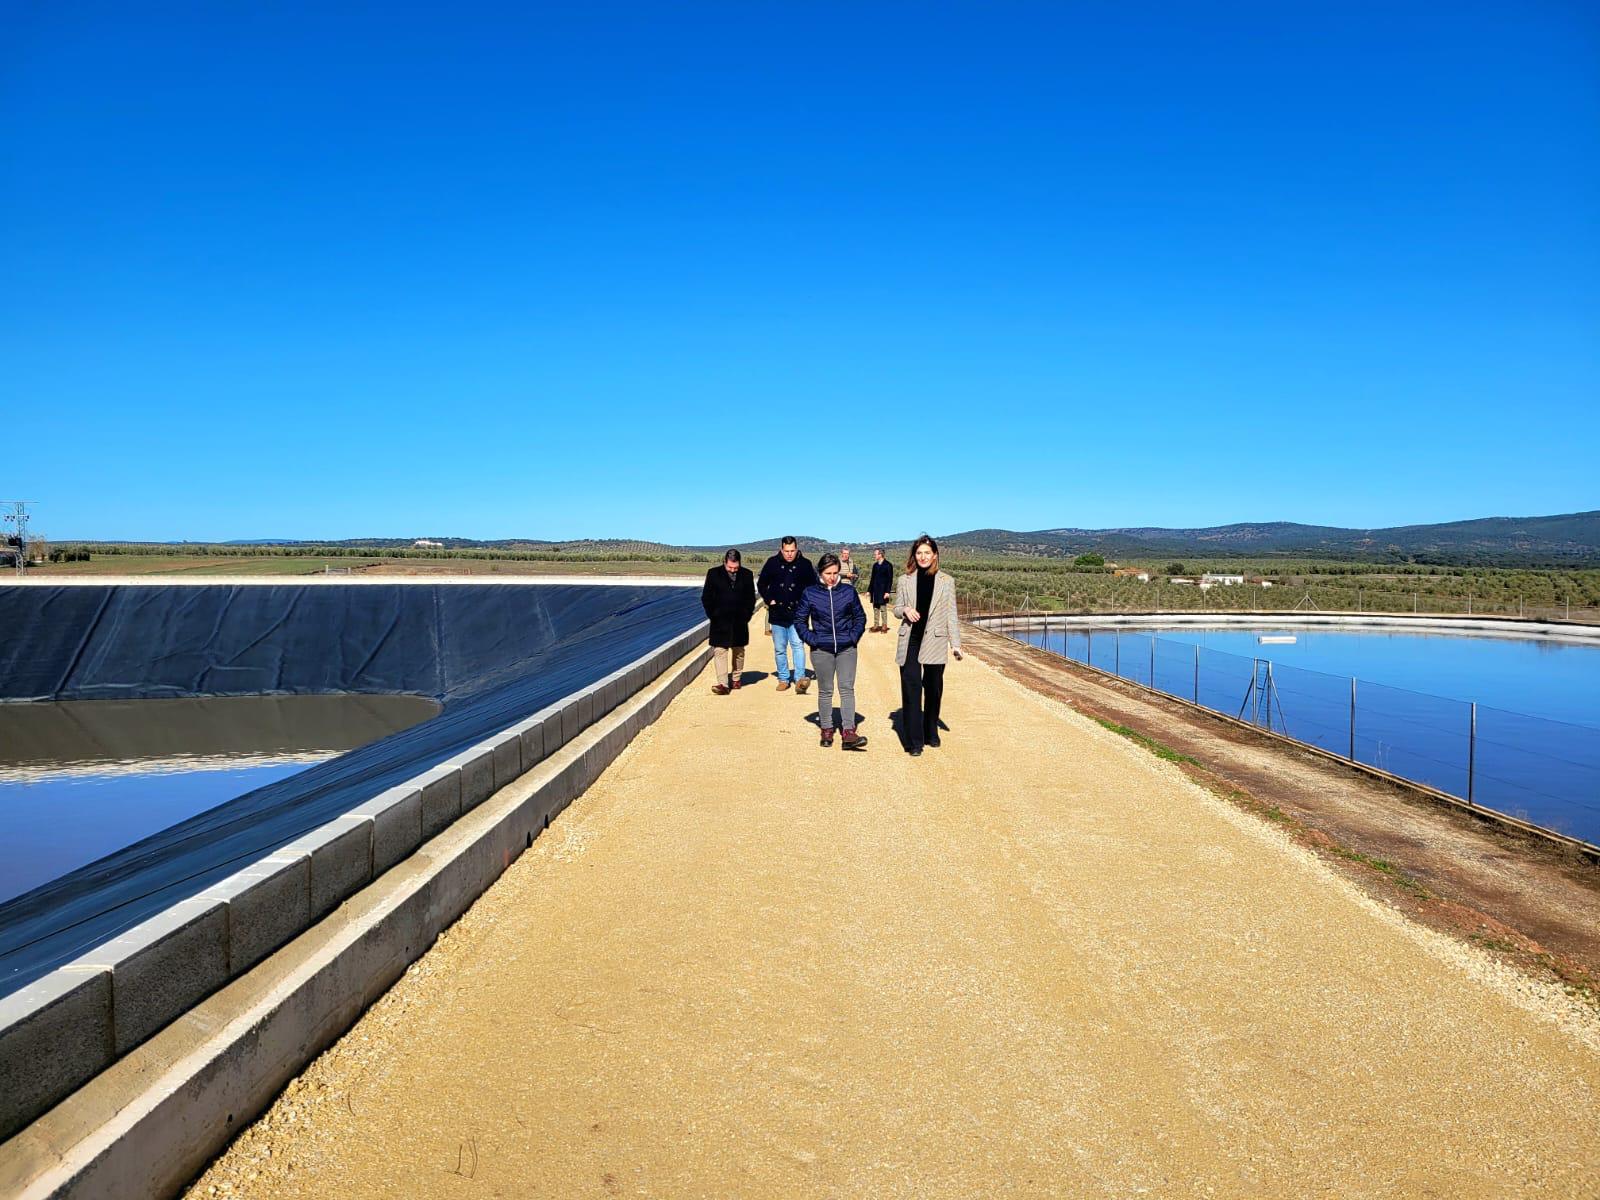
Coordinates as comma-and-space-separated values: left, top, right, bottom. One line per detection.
0, 583, 705, 995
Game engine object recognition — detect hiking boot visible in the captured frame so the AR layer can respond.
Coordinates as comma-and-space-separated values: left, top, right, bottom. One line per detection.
820, 728, 835, 747
776, 679, 791, 692
795, 678, 811, 695
711, 684, 730, 695
731, 675, 742, 690
841, 728, 868, 751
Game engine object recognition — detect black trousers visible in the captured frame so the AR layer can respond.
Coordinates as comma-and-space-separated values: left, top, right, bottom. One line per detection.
899, 659, 946, 748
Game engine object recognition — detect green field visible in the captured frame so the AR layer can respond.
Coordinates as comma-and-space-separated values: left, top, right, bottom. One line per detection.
943, 557, 1600, 622
21, 544, 1600, 623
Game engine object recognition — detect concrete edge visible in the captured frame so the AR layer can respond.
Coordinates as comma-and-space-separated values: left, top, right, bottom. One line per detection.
0, 617, 710, 1145
0, 636, 714, 1200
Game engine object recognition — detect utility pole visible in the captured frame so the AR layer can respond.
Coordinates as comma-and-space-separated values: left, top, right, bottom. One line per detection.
2, 500, 33, 575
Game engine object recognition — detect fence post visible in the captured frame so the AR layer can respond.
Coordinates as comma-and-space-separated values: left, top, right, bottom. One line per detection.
1467, 702, 1477, 806
1349, 677, 1356, 760
1193, 643, 1200, 703
1413, 591, 1418, 613
1264, 661, 1274, 732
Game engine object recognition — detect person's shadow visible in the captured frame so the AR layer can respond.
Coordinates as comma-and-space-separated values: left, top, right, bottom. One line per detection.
733, 670, 772, 685
888, 708, 950, 744
804, 709, 869, 729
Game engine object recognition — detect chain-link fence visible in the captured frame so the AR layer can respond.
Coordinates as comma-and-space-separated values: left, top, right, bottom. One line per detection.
985, 616, 1600, 852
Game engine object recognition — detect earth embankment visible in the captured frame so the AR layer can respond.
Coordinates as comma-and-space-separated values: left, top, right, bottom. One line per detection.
188, 616, 1600, 1198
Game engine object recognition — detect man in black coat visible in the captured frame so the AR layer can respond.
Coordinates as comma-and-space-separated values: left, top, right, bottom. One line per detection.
757, 536, 818, 693
702, 549, 756, 695
868, 547, 895, 632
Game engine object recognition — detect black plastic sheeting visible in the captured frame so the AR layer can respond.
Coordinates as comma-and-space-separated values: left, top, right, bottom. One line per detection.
0, 583, 704, 996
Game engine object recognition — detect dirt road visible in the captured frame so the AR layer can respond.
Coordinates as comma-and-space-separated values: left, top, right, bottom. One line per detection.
188, 619, 1600, 1198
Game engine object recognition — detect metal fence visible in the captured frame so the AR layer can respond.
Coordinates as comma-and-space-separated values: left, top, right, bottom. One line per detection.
986, 616, 1600, 853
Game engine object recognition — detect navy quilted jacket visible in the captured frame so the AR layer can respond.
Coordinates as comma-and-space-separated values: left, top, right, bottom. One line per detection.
792, 582, 867, 653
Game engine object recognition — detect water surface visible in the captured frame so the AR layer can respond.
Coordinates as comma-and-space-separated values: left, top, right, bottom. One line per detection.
0, 693, 440, 904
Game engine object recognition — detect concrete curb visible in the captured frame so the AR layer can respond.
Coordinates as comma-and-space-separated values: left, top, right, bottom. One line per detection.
0, 633, 712, 1200
0, 620, 708, 1147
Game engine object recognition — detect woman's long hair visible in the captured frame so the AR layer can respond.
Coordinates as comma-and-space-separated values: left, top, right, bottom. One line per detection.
903, 534, 939, 575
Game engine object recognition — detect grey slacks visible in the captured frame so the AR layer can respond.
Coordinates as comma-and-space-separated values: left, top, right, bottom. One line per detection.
811, 645, 858, 731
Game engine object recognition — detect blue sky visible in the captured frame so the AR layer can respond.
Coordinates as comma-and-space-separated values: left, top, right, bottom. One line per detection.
3, 1, 1596, 543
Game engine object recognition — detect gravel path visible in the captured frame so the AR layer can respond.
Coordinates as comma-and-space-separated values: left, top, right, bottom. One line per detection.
188, 623, 1600, 1198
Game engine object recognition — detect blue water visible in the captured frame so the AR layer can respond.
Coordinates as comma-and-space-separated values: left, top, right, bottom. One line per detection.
0, 692, 441, 907
1009, 623, 1600, 847
0, 763, 313, 906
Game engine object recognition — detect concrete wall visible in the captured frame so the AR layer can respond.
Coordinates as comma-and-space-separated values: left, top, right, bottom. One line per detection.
0, 621, 708, 1154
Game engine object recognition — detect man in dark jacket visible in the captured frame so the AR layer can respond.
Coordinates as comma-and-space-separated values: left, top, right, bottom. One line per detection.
757, 536, 817, 694
702, 549, 756, 695
868, 547, 895, 632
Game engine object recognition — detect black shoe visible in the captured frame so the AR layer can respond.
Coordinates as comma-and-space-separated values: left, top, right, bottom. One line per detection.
925, 735, 941, 748
908, 745, 923, 757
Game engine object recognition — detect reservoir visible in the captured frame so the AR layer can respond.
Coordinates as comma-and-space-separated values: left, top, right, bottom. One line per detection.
1003, 621, 1600, 848
0, 693, 441, 905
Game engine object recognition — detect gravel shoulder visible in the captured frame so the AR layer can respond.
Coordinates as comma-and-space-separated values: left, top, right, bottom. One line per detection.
967, 626, 1600, 1002
187, 619, 1600, 1199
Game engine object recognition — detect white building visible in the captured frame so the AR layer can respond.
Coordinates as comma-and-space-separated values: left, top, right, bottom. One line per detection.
413, 539, 444, 549
1201, 572, 1245, 586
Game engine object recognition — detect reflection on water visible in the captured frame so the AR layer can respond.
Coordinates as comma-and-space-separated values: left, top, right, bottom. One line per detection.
0, 693, 441, 905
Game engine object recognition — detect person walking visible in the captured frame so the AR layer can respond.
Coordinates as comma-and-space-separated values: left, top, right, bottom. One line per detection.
793, 553, 869, 750
895, 534, 962, 755
701, 549, 756, 695
758, 536, 818, 694
868, 547, 894, 632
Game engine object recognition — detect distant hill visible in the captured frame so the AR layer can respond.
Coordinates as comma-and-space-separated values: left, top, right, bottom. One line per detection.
92, 511, 1600, 567
934, 511, 1600, 566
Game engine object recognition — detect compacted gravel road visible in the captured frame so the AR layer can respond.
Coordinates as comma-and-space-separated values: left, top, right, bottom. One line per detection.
189, 616, 1600, 1198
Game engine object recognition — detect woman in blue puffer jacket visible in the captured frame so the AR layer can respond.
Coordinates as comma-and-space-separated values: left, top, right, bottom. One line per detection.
792, 552, 869, 750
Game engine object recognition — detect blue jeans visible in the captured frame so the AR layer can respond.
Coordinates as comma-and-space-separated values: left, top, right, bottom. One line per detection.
771, 622, 807, 683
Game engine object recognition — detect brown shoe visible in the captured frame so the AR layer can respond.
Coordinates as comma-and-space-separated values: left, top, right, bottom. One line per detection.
731, 675, 742, 690
841, 728, 868, 751
776, 680, 791, 692
795, 678, 810, 695
820, 728, 834, 747
711, 684, 730, 695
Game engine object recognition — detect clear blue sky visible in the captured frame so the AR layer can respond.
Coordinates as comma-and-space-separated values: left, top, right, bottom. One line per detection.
3, 1, 1596, 544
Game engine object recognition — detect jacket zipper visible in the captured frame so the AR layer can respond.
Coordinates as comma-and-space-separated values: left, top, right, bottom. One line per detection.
828, 586, 837, 652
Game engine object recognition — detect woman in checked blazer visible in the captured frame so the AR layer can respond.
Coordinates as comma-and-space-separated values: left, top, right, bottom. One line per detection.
894, 534, 962, 756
